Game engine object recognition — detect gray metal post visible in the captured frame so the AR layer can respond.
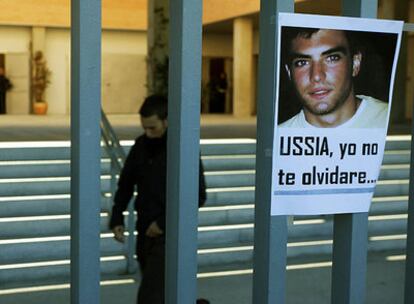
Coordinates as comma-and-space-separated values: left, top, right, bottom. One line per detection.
331, 1, 377, 304
70, 1, 102, 303
332, 214, 368, 304
166, 0, 202, 303
405, 86, 414, 303
253, 1, 294, 304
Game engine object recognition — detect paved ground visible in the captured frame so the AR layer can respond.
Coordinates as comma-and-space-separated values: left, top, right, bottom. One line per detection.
0, 251, 406, 304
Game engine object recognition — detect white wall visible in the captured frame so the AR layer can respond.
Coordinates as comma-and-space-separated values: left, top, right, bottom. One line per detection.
45, 28, 70, 114
102, 30, 147, 55
0, 27, 31, 53
0, 27, 31, 114
102, 30, 148, 114
43, 29, 147, 114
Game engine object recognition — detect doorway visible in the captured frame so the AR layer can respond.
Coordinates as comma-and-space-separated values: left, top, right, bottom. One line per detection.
202, 57, 232, 114
208, 58, 227, 113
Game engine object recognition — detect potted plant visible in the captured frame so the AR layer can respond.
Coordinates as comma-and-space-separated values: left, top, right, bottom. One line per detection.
32, 51, 51, 114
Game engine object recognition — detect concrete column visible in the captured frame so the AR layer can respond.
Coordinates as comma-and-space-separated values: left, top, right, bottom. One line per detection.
233, 17, 254, 117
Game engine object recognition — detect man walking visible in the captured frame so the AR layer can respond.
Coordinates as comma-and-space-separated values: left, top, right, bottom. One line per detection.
109, 95, 207, 303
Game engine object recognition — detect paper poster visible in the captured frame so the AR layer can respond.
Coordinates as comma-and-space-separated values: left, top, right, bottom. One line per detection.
271, 13, 403, 215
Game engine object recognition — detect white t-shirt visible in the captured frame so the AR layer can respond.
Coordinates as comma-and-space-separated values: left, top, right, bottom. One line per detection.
279, 95, 388, 128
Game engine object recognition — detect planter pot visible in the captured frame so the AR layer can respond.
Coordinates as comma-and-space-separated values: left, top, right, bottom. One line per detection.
33, 102, 48, 115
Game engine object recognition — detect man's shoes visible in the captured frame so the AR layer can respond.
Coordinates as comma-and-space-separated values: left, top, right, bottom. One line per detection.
196, 299, 210, 304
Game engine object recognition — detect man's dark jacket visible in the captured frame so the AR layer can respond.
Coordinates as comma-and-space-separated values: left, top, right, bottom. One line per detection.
109, 133, 207, 236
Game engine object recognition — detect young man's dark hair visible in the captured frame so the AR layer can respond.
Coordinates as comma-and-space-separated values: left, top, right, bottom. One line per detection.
139, 94, 168, 119
281, 27, 362, 68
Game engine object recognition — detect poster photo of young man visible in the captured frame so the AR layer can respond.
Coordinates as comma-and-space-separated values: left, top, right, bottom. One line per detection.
271, 13, 403, 215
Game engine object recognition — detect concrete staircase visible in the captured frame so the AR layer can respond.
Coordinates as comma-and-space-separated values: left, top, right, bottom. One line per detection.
0, 136, 410, 288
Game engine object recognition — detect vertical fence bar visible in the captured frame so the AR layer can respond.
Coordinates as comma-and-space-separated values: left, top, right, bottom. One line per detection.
331, 214, 368, 304
405, 94, 414, 303
331, 1, 377, 304
166, 0, 202, 303
70, 0, 102, 303
253, 1, 294, 303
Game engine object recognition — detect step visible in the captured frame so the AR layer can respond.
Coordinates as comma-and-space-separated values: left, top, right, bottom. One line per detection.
0, 258, 127, 288
200, 139, 256, 156
0, 144, 71, 161
205, 171, 255, 188
0, 177, 111, 197
201, 155, 255, 171
0, 195, 114, 217
0, 196, 71, 217
197, 224, 254, 248
370, 196, 408, 215
384, 136, 411, 150
196, 234, 407, 269
1, 195, 405, 230
205, 188, 255, 206
374, 180, 409, 197
378, 164, 410, 180
0, 214, 112, 239
199, 205, 254, 226
382, 150, 410, 164
0, 235, 124, 265
0, 161, 111, 179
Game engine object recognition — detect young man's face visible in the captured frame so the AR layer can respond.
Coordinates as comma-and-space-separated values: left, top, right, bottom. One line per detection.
286, 29, 361, 118
141, 115, 167, 138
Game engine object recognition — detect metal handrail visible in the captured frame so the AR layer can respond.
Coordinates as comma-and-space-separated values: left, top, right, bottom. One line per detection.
100, 109, 137, 274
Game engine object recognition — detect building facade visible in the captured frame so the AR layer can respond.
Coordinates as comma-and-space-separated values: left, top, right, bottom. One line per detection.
0, 0, 412, 121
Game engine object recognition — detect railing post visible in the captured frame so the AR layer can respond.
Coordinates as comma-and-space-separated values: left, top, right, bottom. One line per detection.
253, 1, 294, 304
126, 199, 137, 273
101, 111, 137, 274
110, 152, 117, 201
331, 1, 377, 304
